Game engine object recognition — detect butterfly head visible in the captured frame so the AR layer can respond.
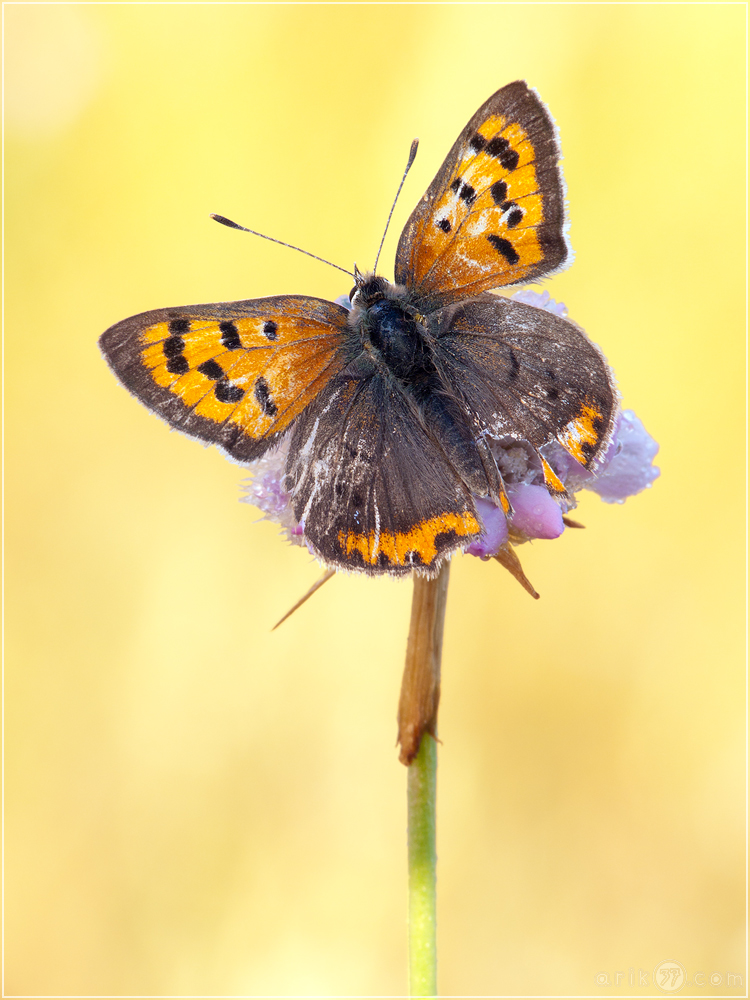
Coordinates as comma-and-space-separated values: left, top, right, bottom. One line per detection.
349, 267, 413, 314
349, 270, 390, 309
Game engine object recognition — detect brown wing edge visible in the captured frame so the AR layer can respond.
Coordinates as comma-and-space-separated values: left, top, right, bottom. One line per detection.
521, 301, 621, 473
98, 296, 351, 465
394, 81, 573, 306
523, 83, 573, 280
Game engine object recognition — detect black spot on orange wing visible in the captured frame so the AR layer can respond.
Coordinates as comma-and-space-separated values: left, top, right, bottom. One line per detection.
484, 134, 509, 157
501, 148, 520, 171
486, 234, 520, 265
215, 380, 245, 404
166, 354, 190, 375
485, 135, 520, 171
459, 182, 476, 205
197, 359, 225, 380
490, 180, 508, 204
253, 375, 277, 416
163, 335, 185, 357
220, 320, 242, 350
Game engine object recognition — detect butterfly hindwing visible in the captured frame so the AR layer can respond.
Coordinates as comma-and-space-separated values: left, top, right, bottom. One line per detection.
284, 354, 482, 576
395, 81, 570, 309
100, 296, 353, 463
430, 295, 618, 476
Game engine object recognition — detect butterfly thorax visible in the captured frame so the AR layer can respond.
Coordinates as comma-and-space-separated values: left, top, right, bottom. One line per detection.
350, 273, 432, 382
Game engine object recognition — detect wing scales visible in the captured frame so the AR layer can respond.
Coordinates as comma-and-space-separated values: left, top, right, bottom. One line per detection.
395, 81, 570, 308
432, 296, 618, 468
99, 296, 353, 463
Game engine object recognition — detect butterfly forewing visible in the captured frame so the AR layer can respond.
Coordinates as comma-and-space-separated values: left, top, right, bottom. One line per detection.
100, 296, 352, 463
395, 81, 570, 309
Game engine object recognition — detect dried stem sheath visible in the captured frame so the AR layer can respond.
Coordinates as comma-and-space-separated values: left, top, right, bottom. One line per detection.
397, 563, 450, 765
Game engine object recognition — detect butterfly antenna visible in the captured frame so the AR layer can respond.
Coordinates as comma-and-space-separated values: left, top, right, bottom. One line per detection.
372, 138, 419, 274
211, 214, 354, 279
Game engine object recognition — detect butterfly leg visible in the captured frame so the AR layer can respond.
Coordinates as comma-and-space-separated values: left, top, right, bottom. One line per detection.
474, 434, 514, 515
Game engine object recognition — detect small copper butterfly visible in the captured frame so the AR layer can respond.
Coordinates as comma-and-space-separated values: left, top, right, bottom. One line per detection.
100, 81, 617, 576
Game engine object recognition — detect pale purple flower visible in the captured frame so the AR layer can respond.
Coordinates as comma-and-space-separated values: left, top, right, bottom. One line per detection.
511, 288, 568, 318
586, 410, 660, 503
240, 438, 302, 543
466, 498, 509, 557
508, 484, 564, 540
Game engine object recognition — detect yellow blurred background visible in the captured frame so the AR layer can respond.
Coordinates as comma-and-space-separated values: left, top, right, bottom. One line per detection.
5, 4, 745, 996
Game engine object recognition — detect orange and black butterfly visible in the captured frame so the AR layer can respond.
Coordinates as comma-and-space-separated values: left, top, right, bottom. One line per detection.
100, 81, 617, 576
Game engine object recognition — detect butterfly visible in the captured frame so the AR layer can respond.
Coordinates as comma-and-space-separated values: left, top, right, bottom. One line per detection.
100, 81, 617, 577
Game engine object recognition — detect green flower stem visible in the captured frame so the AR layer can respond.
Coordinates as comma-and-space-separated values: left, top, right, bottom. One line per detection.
407, 733, 438, 997
399, 561, 450, 997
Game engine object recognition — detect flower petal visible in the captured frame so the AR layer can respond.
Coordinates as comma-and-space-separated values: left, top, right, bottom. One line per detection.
587, 410, 660, 503
508, 483, 564, 539
466, 496, 509, 557
511, 288, 568, 317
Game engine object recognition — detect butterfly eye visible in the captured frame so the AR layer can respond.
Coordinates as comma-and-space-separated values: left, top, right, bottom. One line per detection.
349, 286, 359, 304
